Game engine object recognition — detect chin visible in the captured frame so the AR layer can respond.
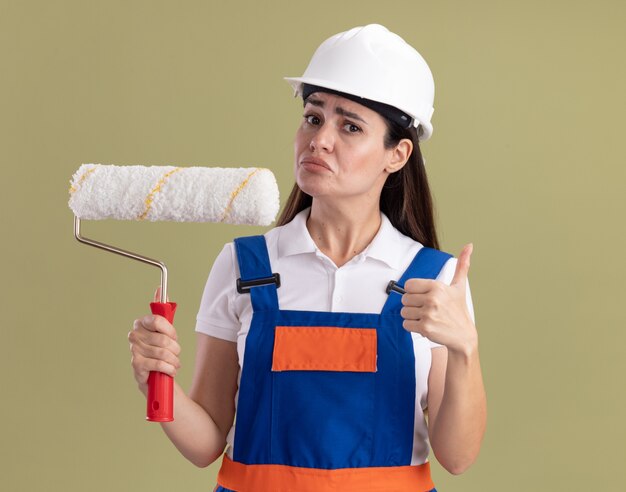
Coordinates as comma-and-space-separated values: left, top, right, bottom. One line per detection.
296, 175, 330, 198
298, 184, 326, 199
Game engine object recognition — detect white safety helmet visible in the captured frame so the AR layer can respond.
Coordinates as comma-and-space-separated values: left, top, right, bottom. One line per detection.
284, 24, 435, 141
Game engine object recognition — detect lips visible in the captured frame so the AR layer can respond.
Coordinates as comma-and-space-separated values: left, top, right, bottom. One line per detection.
300, 156, 331, 171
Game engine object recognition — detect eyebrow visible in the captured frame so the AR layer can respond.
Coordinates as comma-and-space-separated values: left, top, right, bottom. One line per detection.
304, 97, 369, 125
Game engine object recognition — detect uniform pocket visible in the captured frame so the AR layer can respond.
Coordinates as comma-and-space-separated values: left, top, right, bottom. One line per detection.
272, 326, 377, 372
270, 325, 377, 468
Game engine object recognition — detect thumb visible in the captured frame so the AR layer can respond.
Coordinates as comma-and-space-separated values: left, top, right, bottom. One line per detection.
450, 243, 473, 287
154, 285, 170, 303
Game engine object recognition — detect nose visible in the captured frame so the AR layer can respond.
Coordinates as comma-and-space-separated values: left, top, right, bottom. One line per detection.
309, 122, 335, 153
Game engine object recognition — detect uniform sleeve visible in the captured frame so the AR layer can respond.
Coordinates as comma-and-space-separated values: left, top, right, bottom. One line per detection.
195, 242, 240, 342
429, 256, 476, 349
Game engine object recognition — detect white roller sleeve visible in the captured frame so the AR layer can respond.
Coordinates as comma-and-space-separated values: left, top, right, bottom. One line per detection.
68, 164, 280, 226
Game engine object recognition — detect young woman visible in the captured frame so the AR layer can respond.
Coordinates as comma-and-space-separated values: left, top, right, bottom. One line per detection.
128, 24, 487, 492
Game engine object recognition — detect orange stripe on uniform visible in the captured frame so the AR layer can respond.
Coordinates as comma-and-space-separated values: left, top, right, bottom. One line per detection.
272, 326, 377, 372
217, 454, 434, 492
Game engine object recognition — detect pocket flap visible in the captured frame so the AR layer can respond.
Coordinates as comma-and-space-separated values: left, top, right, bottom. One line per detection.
272, 326, 377, 372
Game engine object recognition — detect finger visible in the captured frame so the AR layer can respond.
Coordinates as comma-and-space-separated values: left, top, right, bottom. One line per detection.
132, 318, 173, 348
404, 277, 436, 294
402, 319, 423, 334
131, 353, 178, 379
400, 306, 422, 320
135, 329, 181, 356
141, 314, 178, 341
133, 340, 181, 369
450, 243, 473, 287
401, 292, 427, 307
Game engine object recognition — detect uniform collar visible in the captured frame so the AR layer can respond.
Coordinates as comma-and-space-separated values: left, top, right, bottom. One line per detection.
277, 206, 409, 270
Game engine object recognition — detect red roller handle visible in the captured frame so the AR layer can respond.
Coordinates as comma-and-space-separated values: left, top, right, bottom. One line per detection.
147, 301, 178, 422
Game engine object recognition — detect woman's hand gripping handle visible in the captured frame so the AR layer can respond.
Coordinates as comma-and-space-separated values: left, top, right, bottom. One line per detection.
129, 286, 180, 422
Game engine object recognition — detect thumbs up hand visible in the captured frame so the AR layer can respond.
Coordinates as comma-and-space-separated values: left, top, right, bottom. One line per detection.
401, 243, 477, 354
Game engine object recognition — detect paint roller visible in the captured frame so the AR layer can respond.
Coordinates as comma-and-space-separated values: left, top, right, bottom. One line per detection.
68, 163, 280, 422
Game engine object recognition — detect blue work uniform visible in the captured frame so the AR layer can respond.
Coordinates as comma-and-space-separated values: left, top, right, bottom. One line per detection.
213, 235, 451, 492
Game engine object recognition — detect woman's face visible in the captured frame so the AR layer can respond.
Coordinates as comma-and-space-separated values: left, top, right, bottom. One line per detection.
293, 91, 410, 203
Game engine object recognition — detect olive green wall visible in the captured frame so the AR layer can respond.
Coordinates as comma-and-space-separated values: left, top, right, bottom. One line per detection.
2, 0, 624, 490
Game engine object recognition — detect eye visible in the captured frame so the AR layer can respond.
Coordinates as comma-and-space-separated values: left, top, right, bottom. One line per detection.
343, 122, 362, 133
303, 113, 321, 126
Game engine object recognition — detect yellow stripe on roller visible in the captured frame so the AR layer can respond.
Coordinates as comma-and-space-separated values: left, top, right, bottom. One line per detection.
68, 166, 97, 194
138, 167, 183, 221
220, 168, 263, 222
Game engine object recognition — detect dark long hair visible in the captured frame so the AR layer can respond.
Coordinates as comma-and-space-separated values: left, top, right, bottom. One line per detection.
276, 119, 441, 250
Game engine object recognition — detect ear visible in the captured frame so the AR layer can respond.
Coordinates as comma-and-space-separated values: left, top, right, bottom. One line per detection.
385, 138, 413, 174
